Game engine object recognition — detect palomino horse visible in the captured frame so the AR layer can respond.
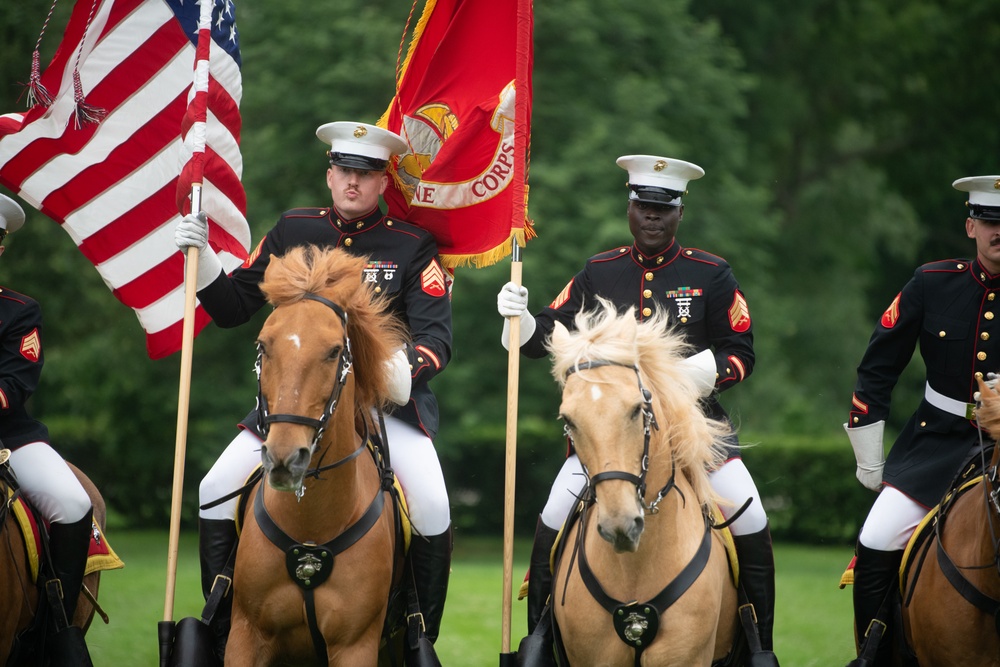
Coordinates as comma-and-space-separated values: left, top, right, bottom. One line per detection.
225, 246, 408, 666
900, 375, 1000, 666
548, 300, 741, 667
1, 460, 107, 662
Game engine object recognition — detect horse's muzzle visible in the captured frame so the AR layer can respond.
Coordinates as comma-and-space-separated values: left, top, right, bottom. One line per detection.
261, 443, 311, 492
598, 514, 645, 553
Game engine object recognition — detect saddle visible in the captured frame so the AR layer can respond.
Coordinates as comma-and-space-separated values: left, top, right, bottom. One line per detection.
838, 454, 988, 593
1, 457, 123, 666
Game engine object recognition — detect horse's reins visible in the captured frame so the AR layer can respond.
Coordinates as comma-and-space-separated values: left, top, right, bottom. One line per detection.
250, 292, 396, 664
558, 360, 712, 667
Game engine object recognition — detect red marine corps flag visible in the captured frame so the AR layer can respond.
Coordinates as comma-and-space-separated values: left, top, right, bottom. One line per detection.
0, 0, 249, 360
380, 0, 535, 659
379, 0, 535, 269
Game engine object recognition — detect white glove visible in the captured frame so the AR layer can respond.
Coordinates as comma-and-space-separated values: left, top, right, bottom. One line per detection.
679, 349, 717, 398
974, 371, 1000, 402
385, 349, 412, 406
497, 281, 529, 318
175, 212, 223, 290
176, 211, 209, 250
843, 420, 885, 492
497, 282, 536, 350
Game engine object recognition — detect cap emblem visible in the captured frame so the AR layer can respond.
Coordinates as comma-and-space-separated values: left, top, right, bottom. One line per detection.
653, 160, 667, 172
994, 179, 1000, 190
354, 125, 367, 138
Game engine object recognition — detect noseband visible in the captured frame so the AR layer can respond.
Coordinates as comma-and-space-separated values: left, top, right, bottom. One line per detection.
561, 360, 709, 666
255, 293, 354, 450
563, 360, 681, 513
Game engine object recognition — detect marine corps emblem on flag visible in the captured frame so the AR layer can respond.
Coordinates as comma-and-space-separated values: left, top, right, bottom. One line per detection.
880, 293, 901, 329
728, 291, 751, 333
421, 259, 447, 297
396, 84, 517, 213
20, 328, 40, 362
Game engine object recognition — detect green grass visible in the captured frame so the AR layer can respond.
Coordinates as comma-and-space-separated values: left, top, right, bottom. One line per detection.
83, 532, 856, 665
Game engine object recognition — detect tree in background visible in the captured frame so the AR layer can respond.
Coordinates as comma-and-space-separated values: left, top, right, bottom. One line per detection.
3, 0, 998, 531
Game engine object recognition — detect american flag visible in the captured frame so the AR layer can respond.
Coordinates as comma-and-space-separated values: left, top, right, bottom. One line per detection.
0, 0, 250, 360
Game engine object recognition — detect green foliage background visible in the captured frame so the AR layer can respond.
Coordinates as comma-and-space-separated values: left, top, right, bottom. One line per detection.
1, 0, 998, 540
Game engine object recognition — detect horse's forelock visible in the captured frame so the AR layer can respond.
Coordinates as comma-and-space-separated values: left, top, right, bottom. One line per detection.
550, 298, 728, 504
261, 246, 368, 307
260, 247, 407, 413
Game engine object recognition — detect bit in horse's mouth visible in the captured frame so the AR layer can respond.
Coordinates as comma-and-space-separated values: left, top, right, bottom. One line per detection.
265, 467, 305, 494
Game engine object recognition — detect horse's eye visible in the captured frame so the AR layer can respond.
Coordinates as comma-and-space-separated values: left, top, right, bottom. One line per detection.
630, 404, 643, 421
559, 414, 575, 431
256, 341, 267, 356
327, 345, 343, 362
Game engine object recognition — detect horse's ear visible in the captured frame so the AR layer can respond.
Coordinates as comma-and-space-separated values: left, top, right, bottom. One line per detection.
551, 321, 570, 348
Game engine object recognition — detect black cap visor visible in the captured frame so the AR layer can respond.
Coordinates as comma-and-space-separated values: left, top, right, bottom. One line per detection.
970, 204, 1000, 222
328, 151, 388, 171
629, 185, 683, 206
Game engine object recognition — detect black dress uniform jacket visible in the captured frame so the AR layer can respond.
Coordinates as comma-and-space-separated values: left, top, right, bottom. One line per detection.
0, 287, 49, 450
198, 206, 453, 439
849, 257, 1000, 507
521, 240, 754, 453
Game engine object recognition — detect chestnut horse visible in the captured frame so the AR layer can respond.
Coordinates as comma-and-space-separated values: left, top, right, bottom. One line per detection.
548, 300, 742, 666
1, 459, 107, 663
900, 375, 1000, 666
225, 247, 407, 666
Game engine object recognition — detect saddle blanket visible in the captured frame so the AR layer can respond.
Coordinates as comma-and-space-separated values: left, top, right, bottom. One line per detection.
9, 491, 124, 583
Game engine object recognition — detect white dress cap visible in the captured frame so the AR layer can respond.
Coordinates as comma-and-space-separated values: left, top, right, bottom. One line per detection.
953, 175, 1000, 221
316, 122, 408, 170
0, 194, 25, 234
616, 155, 705, 206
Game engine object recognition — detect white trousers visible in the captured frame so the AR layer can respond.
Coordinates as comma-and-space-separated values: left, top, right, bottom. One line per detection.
8, 442, 91, 524
540, 455, 768, 536
199, 415, 451, 536
858, 486, 927, 552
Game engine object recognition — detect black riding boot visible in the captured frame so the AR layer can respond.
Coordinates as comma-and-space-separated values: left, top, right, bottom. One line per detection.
526, 517, 559, 635
409, 525, 453, 643
517, 516, 559, 667
199, 518, 238, 663
733, 524, 780, 667
848, 544, 903, 667
47, 508, 95, 667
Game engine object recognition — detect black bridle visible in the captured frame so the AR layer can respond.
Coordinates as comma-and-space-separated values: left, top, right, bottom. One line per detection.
563, 360, 681, 513
558, 359, 712, 667
254, 294, 357, 499
249, 292, 398, 664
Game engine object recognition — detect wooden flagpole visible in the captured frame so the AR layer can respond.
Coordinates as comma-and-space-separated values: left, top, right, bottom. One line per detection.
162, 185, 201, 626
501, 0, 532, 662
500, 242, 523, 659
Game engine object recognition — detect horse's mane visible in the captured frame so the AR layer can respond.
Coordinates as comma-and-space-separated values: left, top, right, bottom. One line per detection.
260, 246, 409, 415
548, 298, 730, 506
